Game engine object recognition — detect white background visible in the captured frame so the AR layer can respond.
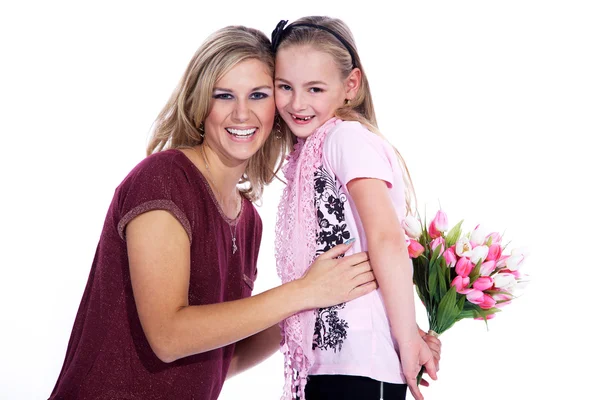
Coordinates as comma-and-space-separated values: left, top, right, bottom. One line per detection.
1, 1, 598, 399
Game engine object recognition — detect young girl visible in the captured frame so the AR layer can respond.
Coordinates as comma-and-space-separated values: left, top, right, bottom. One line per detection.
272, 17, 440, 400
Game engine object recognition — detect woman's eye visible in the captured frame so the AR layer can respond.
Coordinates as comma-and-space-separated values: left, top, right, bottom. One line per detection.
278, 84, 292, 91
213, 93, 233, 99
309, 87, 323, 93
250, 92, 269, 100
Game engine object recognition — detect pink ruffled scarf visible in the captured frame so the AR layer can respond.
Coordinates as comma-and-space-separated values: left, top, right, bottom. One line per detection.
275, 118, 342, 400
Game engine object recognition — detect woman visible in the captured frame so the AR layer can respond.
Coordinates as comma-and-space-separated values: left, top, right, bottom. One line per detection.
49, 25, 376, 400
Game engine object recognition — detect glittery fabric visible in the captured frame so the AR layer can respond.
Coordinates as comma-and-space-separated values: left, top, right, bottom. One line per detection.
49, 149, 262, 400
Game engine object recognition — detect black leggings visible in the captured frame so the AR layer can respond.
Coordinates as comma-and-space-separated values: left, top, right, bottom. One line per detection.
305, 374, 407, 400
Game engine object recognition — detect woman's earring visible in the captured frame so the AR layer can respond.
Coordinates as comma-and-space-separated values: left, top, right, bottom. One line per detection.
344, 99, 351, 106
199, 122, 205, 139
274, 115, 282, 139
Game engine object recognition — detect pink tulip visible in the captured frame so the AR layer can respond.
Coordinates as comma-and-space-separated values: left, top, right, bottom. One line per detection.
499, 268, 521, 279
486, 244, 502, 261
407, 239, 425, 258
479, 260, 496, 276
475, 313, 496, 321
492, 292, 513, 307
496, 255, 510, 268
451, 276, 471, 294
431, 237, 446, 253
456, 257, 474, 277
465, 290, 496, 309
473, 276, 494, 291
486, 232, 503, 244
443, 247, 457, 268
480, 294, 496, 309
428, 210, 448, 239
466, 289, 484, 305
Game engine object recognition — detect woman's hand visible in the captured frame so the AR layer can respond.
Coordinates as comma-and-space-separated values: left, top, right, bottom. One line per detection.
299, 241, 377, 309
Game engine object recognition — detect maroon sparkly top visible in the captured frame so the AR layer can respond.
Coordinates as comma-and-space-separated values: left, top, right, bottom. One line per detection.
49, 149, 262, 400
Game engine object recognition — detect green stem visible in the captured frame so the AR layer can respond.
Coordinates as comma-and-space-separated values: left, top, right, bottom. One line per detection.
416, 365, 425, 385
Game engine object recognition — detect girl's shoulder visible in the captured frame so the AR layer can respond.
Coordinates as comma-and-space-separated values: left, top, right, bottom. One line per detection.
328, 120, 370, 138
325, 120, 389, 152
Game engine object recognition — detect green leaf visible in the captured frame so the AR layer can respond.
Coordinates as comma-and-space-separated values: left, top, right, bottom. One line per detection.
435, 287, 459, 332
445, 220, 464, 247
469, 259, 483, 280
437, 261, 448, 300
428, 266, 439, 303
429, 245, 442, 267
485, 235, 493, 247
412, 259, 429, 305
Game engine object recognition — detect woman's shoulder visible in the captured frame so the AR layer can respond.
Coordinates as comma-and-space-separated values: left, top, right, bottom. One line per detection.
129, 149, 191, 176
114, 149, 204, 204
121, 149, 198, 185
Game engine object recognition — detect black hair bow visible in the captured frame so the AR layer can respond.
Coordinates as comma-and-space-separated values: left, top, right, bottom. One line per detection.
271, 19, 288, 52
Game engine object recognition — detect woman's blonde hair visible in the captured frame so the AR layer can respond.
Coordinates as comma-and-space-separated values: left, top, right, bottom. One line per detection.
276, 16, 416, 214
147, 25, 292, 202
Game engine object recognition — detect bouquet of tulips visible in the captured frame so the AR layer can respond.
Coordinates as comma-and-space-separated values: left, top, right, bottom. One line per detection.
403, 209, 528, 383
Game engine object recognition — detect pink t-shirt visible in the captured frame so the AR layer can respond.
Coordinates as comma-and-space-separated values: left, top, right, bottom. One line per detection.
310, 121, 407, 384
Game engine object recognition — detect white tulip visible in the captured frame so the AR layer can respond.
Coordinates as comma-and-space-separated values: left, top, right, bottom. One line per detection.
402, 215, 422, 239
506, 248, 527, 270
493, 273, 516, 289
455, 237, 472, 257
471, 245, 490, 265
470, 225, 488, 246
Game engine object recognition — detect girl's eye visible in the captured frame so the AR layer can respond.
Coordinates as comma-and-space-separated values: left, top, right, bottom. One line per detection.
213, 93, 234, 100
250, 92, 269, 100
309, 87, 323, 93
278, 84, 292, 91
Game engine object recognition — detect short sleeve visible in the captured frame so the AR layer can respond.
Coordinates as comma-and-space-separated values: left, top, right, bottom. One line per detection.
116, 151, 194, 242
323, 121, 395, 187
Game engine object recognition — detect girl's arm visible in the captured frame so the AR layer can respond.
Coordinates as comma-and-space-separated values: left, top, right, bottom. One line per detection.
347, 178, 437, 400
126, 210, 375, 364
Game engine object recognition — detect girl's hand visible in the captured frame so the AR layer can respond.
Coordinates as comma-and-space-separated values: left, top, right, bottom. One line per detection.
418, 329, 441, 387
299, 241, 376, 309
399, 334, 437, 400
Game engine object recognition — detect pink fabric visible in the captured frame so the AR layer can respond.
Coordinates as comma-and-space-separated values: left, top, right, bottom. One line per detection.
275, 118, 342, 400
277, 120, 410, 399
312, 121, 408, 384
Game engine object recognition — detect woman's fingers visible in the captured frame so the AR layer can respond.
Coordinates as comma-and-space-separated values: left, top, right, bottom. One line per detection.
347, 281, 377, 300
317, 240, 357, 261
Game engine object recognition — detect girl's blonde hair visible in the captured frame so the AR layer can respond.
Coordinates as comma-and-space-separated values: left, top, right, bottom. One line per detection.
147, 25, 292, 202
276, 16, 416, 214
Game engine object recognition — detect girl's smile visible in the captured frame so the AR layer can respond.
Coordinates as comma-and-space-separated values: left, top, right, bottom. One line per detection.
275, 45, 351, 139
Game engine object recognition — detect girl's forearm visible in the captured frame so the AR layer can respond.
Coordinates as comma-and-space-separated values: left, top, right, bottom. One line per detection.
368, 237, 419, 341
346, 178, 420, 342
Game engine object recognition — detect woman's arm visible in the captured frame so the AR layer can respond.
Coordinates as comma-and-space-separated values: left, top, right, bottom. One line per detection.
226, 324, 281, 379
126, 210, 375, 363
347, 178, 436, 400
